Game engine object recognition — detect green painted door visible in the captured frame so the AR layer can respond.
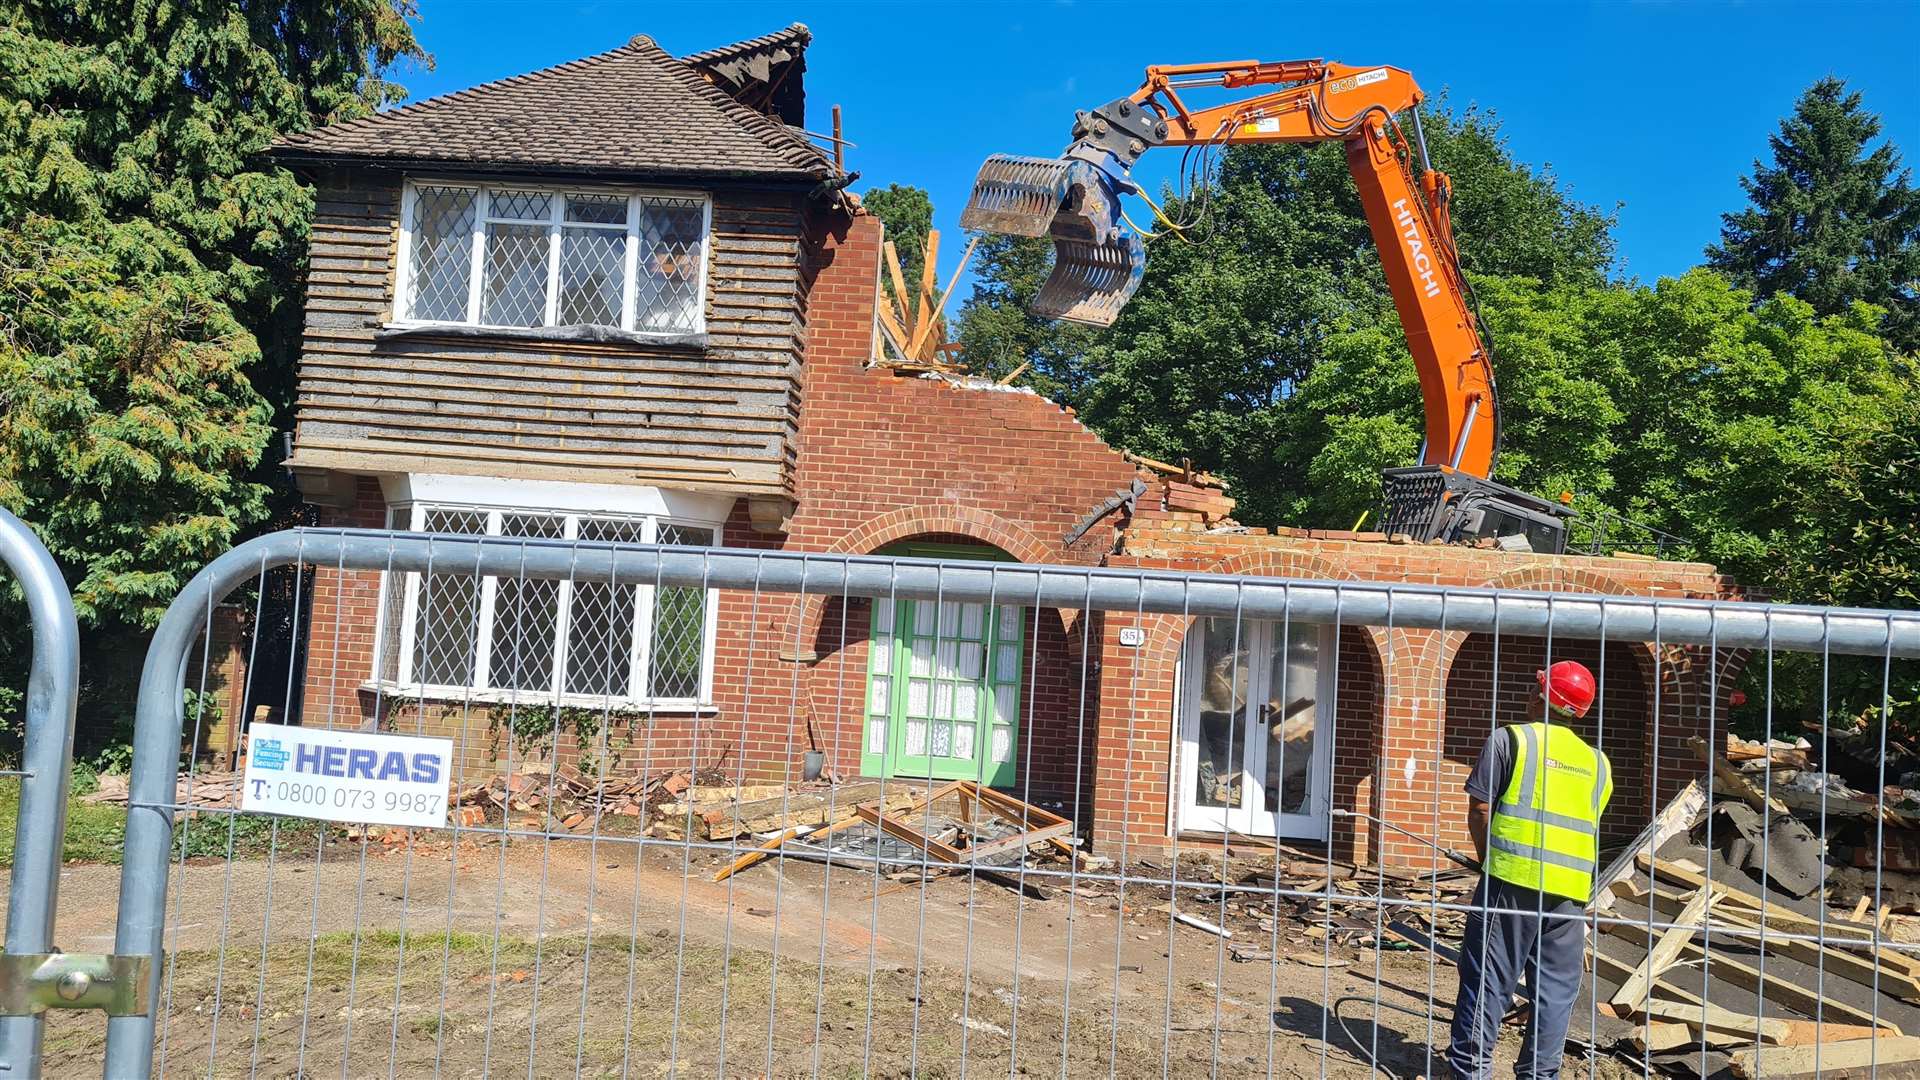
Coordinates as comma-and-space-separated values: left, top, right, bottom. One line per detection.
861, 545, 1023, 786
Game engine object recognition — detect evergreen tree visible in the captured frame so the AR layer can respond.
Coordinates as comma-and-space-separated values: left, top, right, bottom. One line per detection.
861, 183, 934, 312
0, 1, 425, 748
1707, 77, 1920, 351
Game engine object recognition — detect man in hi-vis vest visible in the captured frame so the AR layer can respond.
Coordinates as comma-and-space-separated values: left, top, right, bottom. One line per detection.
1447, 660, 1612, 1080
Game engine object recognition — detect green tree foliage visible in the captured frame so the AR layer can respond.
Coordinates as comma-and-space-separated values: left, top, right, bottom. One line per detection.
1707, 77, 1920, 351
0, 1, 425, 747
862, 183, 934, 311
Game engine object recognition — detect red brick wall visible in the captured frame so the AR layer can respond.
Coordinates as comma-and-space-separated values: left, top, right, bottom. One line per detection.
1092, 515, 1745, 866
695, 210, 1144, 807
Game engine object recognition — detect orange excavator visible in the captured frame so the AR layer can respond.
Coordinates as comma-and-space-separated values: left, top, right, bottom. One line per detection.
960, 58, 1575, 552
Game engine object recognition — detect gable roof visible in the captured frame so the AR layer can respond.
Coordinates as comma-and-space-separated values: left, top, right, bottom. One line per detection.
270, 33, 833, 182
683, 22, 810, 127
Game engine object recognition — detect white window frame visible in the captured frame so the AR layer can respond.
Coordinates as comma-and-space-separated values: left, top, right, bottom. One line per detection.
370, 501, 723, 710
391, 179, 713, 334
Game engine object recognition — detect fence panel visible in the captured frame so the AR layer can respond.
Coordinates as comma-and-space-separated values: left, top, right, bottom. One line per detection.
91, 526, 1920, 1077
0, 507, 82, 1076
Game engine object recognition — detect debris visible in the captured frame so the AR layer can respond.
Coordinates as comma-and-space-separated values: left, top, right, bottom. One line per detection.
712, 780, 1081, 892
1173, 912, 1232, 939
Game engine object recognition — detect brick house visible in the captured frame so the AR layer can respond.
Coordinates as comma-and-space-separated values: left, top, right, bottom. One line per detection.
271, 24, 1739, 866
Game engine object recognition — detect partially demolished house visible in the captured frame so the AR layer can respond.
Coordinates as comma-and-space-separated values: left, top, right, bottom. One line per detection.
272, 24, 1745, 868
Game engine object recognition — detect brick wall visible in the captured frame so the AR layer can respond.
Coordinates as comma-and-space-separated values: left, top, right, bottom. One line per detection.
1092, 511, 1745, 866
696, 209, 1144, 806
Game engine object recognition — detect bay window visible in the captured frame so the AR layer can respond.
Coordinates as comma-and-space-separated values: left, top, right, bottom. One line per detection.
397, 181, 709, 334
375, 504, 718, 707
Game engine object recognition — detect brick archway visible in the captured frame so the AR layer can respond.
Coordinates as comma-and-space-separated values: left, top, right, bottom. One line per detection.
1098, 548, 1392, 862
778, 506, 1075, 783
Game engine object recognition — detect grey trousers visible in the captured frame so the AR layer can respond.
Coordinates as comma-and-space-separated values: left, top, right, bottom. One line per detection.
1447, 877, 1588, 1080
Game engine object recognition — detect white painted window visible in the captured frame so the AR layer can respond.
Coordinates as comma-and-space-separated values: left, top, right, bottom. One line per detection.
374, 503, 721, 708
395, 181, 710, 334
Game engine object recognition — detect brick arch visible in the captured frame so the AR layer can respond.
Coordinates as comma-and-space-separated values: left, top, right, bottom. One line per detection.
779, 505, 1072, 762
1419, 567, 1684, 851
1114, 548, 1395, 861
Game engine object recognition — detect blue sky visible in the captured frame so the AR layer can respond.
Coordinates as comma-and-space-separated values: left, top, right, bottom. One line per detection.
397, 1, 1920, 287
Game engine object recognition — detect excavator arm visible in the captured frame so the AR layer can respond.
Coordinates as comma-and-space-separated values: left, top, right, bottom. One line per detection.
960, 57, 1575, 551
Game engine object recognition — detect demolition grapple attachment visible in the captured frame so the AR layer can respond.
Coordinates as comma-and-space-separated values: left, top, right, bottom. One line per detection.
959, 153, 1146, 327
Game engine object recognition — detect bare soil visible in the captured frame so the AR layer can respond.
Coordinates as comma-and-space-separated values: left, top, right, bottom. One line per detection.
27, 832, 1633, 1077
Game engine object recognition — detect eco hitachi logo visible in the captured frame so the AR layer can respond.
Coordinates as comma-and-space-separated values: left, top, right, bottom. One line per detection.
1391, 198, 1443, 299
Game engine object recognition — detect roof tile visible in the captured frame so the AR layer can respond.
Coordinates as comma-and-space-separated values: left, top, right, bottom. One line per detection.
271, 34, 832, 180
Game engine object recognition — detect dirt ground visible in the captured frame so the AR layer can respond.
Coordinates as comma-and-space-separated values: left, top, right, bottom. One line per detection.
25, 831, 1634, 1078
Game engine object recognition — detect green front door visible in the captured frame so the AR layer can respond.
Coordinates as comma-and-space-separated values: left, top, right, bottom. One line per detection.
861, 545, 1023, 786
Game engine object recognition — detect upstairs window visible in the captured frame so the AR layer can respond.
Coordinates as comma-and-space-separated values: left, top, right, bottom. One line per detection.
398, 182, 709, 334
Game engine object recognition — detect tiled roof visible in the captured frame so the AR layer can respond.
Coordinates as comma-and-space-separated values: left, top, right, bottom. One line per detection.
270, 34, 833, 180
680, 21, 811, 67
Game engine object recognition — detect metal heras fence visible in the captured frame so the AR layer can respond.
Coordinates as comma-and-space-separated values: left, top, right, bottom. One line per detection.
0, 507, 82, 1077
8, 524, 1920, 1077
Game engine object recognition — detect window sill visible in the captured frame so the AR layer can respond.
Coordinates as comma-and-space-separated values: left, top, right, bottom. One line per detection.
358, 680, 717, 716
377, 322, 707, 351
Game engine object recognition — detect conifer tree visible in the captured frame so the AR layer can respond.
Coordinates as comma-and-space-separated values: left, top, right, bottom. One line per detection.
1708, 77, 1920, 350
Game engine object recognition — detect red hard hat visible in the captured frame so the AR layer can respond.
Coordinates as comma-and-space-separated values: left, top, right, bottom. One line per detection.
1537, 660, 1597, 718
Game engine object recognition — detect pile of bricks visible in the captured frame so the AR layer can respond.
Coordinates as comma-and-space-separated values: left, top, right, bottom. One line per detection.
450, 763, 696, 830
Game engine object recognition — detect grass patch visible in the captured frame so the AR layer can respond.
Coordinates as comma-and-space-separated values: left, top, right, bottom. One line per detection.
0, 775, 130, 865
84, 928, 1169, 1078
0, 774, 339, 867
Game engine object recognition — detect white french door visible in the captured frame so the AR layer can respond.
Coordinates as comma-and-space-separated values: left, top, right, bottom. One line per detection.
1177, 620, 1335, 840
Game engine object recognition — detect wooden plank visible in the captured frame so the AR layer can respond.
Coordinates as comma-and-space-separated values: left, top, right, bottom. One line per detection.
1638, 996, 1789, 1043
875, 296, 913, 359
1731, 1035, 1920, 1077
1613, 884, 1719, 1008
1636, 852, 1920, 969
913, 229, 939, 350
961, 821, 1073, 863
1592, 779, 1706, 912
1598, 920, 1902, 1033
883, 241, 911, 330
907, 236, 975, 361
1689, 735, 1788, 815
857, 804, 969, 865
1627, 1020, 1716, 1053
1630, 879, 1920, 999
1591, 948, 1710, 1009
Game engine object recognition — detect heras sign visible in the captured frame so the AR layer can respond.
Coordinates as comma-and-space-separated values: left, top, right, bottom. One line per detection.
241, 722, 454, 829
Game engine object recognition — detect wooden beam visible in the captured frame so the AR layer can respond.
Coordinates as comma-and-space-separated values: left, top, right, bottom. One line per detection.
1635, 852, 1920, 971
1637, 997, 1788, 1043
1612, 884, 1719, 1009
1591, 778, 1705, 913
913, 229, 940, 349
908, 236, 977, 361
1599, 920, 1902, 1033
857, 803, 969, 864
1731, 1036, 1920, 1077
883, 241, 911, 329
1690, 735, 1789, 815
712, 780, 963, 881
1628, 1020, 1720, 1053
1628, 877, 1920, 999
1591, 948, 1710, 1009
962, 821, 1073, 863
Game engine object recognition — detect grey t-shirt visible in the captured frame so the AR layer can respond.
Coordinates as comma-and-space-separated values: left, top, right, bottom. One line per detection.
1464, 727, 1516, 805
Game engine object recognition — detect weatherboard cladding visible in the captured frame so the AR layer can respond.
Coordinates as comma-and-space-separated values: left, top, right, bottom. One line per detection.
270, 35, 831, 180
287, 170, 806, 496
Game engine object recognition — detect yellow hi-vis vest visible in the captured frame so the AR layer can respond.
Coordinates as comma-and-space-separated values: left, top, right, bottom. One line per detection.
1485, 722, 1613, 901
